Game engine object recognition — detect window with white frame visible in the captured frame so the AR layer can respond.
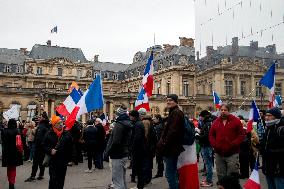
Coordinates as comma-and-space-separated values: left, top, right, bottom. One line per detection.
36, 67, 43, 75
225, 80, 233, 96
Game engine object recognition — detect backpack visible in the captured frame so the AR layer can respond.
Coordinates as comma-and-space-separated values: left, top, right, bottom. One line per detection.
183, 116, 195, 145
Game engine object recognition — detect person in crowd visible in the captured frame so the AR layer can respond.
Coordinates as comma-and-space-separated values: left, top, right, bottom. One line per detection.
238, 119, 251, 179
82, 119, 98, 173
43, 115, 73, 189
1, 119, 23, 189
157, 94, 185, 189
198, 110, 214, 187
95, 118, 106, 169
249, 123, 259, 171
26, 121, 36, 162
25, 112, 50, 182
139, 108, 157, 185
129, 109, 146, 189
153, 114, 164, 178
105, 105, 132, 189
209, 104, 245, 181
261, 107, 284, 189
68, 121, 82, 166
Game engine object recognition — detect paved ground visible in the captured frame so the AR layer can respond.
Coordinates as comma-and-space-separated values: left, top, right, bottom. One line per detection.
0, 159, 268, 189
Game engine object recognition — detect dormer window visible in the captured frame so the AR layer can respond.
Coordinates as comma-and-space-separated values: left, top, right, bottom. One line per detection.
16, 66, 22, 73
36, 67, 43, 75
5, 65, 11, 73
58, 67, 63, 76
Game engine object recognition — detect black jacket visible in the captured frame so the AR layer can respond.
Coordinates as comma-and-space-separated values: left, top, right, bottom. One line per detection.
132, 119, 146, 158
43, 129, 73, 165
262, 118, 284, 177
157, 106, 185, 157
199, 116, 214, 147
153, 122, 163, 141
83, 125, 98, 147
105, 114, 132, 159
34, 119, 50, 151
1, 128, 23, 167
95, 123, 106, 152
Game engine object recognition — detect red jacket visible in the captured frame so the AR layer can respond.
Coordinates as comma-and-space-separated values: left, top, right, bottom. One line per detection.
209, 114, 245, 157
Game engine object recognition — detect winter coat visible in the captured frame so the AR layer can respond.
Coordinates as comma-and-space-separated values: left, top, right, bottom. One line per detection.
131, 119, 146, 158
239, 129, 251, 156
83, 125, 98, 148
153, 122, 163, 141
262, 118, 284, 177
142, 116, 157, 157
34, 119, 50, 151
1, 128, 23, 167
43, 129, 73, 165
157, 105, 185, 157
95, 123, 106, 152
105, 114, 132, 159
199, 116, 214, 147
209, 114, 245, 157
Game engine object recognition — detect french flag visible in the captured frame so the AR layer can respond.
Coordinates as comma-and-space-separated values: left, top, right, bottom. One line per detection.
274, 95, 282, 108
142, 52, 154, 97
178, 143, 199, 189
244, 161, 261, 189
259, 63, 276, 108
76, 74, 104, 118
56, 88, 82, 116
247, 101, 260, 133
213, 91, 222, 109
51, 26, 57, 33
135, 88, 150, 111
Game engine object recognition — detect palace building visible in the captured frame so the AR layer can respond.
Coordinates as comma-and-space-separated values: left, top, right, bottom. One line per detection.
0, 37, 283, 121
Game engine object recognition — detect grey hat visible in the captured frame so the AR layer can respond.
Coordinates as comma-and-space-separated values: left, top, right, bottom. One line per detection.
138, 108, 147, 116
116, 106, 128, 116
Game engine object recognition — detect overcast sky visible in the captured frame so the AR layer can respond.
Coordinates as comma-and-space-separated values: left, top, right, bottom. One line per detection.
0, 0, 195, 64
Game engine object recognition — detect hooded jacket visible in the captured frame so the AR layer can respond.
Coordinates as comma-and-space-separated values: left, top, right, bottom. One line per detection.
105, 114, 132, 159
209, 114, 245, 157
262, 118, 284, 177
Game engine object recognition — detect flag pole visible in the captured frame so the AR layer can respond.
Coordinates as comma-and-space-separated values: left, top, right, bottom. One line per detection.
238, 88, 256, 109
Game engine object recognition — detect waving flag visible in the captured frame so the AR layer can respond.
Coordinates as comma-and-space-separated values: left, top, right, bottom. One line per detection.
56, 88, 82, 116
135, 88, 150, 111
68, 81, 83, 95
135, 52, 154, 111
142, 52, 154, 96
213, 91, 222, 109
259, 63, 276, 108
51, 26, 57, 33
275, 95, 282, 108
247, 101, 260, 133
178, 143, 199, 189
76, 74, 104, 118
244, 160, 260, 189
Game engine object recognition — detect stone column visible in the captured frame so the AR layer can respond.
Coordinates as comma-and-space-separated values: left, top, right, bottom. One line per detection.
51, 100, 55, 116
44, 100, 49, 113
161, 78, 166, 95
109, 101, 114, 120
103, 102, 107, 114
236, 74, 240, 97
250, 75, 255, 96
179, 75, 183, 96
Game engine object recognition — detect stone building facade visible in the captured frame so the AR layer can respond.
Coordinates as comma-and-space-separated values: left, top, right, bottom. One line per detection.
0, 37, 283, 122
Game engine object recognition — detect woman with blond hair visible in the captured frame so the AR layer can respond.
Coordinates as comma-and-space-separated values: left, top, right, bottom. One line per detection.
26, 121, 36, 162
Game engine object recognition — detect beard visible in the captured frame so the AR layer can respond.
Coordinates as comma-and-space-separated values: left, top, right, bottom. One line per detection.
221, 114, 228, 119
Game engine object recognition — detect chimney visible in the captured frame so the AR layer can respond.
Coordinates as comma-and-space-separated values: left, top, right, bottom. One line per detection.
250, 41, 258, 50
232, 37, 239, 55
20, 48, 27, 55
179, 37, 194, 47
196, 51, 200, 60
46, 40, 51, 46
266, 44, 276, 54
94, 55, 99, 62
206, 46, 214, 56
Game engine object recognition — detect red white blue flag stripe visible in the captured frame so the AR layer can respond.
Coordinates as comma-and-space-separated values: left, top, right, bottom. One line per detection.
213, 91, 222, 109
244, 160, 261, 189
259, 63, 276, 108
247, 101, 260, 133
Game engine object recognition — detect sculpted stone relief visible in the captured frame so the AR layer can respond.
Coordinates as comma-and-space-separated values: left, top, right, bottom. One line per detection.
228, 60, 266, 72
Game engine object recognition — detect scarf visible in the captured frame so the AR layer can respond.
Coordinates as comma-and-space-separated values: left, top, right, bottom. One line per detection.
265, 119, 280, 127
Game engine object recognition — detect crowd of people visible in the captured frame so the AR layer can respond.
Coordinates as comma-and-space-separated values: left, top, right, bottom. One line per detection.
1, 93, 284, 189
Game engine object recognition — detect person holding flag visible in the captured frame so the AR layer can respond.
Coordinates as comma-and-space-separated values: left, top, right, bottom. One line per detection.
261, 107, 284, 189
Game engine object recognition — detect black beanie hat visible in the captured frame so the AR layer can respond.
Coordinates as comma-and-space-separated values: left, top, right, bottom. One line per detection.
266, 108, 282, 119
167, 94, 178, 104
199, 110, 211, 117
129, 110, 140, 118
